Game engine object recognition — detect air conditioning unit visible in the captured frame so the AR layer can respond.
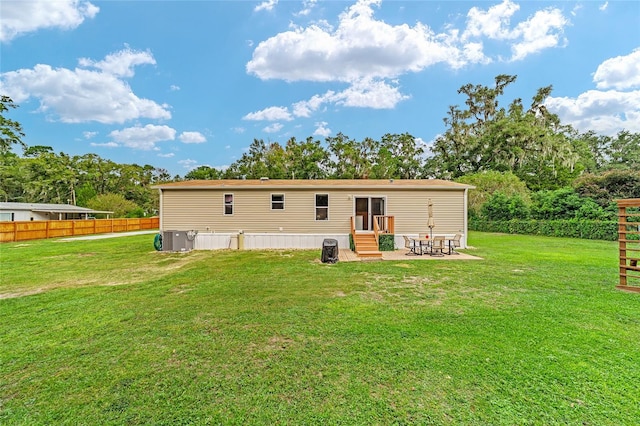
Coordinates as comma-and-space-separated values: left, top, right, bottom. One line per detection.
162, 230, 197, 252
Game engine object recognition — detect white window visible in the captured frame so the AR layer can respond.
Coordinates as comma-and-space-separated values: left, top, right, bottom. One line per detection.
315, 194, 329, 220
271, 194, 285, 210
224, 193, 233, 215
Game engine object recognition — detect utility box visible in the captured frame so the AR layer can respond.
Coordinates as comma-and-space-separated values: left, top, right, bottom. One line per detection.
162, 230, 197, 252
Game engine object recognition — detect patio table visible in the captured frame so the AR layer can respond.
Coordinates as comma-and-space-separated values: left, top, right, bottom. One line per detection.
410, 237, 431, 255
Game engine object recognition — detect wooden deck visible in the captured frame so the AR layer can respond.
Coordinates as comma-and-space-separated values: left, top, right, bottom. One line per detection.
338, 248, 481, 262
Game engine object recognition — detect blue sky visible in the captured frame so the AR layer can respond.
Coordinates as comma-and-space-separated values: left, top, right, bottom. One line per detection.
1, 0, 639, 177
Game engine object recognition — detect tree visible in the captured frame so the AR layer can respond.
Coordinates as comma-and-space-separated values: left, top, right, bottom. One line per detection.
573, 169, 640, 208
284, 137, 329, 179
184, 165, 222, 180
224, 139, 271, 179
456, 171, 530, 217
0, 151, 22, 201
87, 193, 140, 218
428, 75, 580, 189
326, 133, 377, 179
607, 131, 640, 171
0, 96, 25, 153
373, 133, 424, 179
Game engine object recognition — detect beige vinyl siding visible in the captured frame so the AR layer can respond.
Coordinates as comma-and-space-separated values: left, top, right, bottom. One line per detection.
160, 187, 466, 236
162, 189, 351, 233
386, 191, 465, 235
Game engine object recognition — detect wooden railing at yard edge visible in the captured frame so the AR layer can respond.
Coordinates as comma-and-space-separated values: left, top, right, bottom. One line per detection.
0, 217, 159, 243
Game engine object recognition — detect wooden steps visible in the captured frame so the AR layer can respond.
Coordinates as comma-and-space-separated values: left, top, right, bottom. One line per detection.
353, 233, 382, 259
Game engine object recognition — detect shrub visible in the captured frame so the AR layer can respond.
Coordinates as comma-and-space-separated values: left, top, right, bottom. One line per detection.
574, 169, 640, 207
481, 192, 530, 220
378, 234, 395, 251
469, 218, 618, 241
531, 187, 591, 220
456, 171, 530, 217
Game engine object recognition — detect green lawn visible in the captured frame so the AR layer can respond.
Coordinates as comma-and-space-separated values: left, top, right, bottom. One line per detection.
1, 232, 639, 425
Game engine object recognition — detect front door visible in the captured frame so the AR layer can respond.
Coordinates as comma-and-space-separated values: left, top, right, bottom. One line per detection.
354, 197, 385, 231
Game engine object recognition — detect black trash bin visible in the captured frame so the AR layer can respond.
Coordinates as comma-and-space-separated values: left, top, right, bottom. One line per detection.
321, 238, 339, 264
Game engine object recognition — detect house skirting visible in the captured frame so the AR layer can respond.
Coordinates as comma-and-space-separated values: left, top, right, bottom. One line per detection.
192, 233, 466, 251
194, 233, 351, 250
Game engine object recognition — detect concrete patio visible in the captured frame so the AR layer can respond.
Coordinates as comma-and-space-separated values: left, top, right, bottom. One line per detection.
338, 248, 482, 262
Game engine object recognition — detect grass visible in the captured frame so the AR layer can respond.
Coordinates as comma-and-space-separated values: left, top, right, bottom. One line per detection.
1, 232, 639, 425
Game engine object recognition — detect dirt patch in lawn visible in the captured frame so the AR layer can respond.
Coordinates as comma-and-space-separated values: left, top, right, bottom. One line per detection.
0, 251, 211, 299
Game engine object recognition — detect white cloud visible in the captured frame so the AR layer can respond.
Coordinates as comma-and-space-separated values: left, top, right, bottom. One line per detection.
247, 0, 465, 83
463, 0, 568, 61
296, 0, 318, 17
244, 0, 568, 123
243, 106, 293, 121
247, 0, 569, 85
0, 49, 170, 124
232, 127, 246, 134
90, 141, 118, 148
599, 2, 609, 12
545, 48, 640, 136
593, 48, 640, 90
291, 78, 408, 119
263, 123, 284, 133
78, 48, 155, 77
546, 90, 640, 135
292, 93, 330, 117
255, 78, 407, 129
330, 78, 410, 108
255, 0, 278, 13
571, 4, 583, 17
83, 131, 98, 139
170, 85, 180, 91
0, 0, 99, 43
313, 121, 331, 137
178, 159, 198, 170
463, 0, 521, 40
108, 124, 176, 150
509, 8, 568, 61
158, 153, 175, 158
179, 131, 206, 144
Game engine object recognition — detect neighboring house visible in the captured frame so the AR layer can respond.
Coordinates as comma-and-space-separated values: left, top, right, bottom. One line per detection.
0, 202, 112, 222
154, 179, 474, 255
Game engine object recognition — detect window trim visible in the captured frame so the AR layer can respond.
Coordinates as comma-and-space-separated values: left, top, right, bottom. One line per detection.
223, 193, 234, 216
315, 193, 329, 221
271, 193, 285, 211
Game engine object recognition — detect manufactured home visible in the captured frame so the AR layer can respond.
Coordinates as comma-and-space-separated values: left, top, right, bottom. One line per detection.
154, 179, 473, 257
0, 202, 111, 222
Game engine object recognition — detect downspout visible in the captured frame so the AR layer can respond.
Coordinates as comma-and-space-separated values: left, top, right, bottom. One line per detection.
158, 188, 163, 231
463, 188, 469, 248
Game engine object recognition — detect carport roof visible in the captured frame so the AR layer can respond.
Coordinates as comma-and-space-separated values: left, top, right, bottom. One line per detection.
0, 202, 112, 214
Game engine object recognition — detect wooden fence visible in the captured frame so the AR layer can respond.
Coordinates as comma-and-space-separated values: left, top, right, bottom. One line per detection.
0, 217, 159, 243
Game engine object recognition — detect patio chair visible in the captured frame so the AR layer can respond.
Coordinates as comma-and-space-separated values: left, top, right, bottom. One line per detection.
430, 236, 445, 257
403, 235, 419, 255
449, 233, 462, 254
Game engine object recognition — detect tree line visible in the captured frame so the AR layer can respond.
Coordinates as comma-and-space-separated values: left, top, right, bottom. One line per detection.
1, 75, 639, 218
